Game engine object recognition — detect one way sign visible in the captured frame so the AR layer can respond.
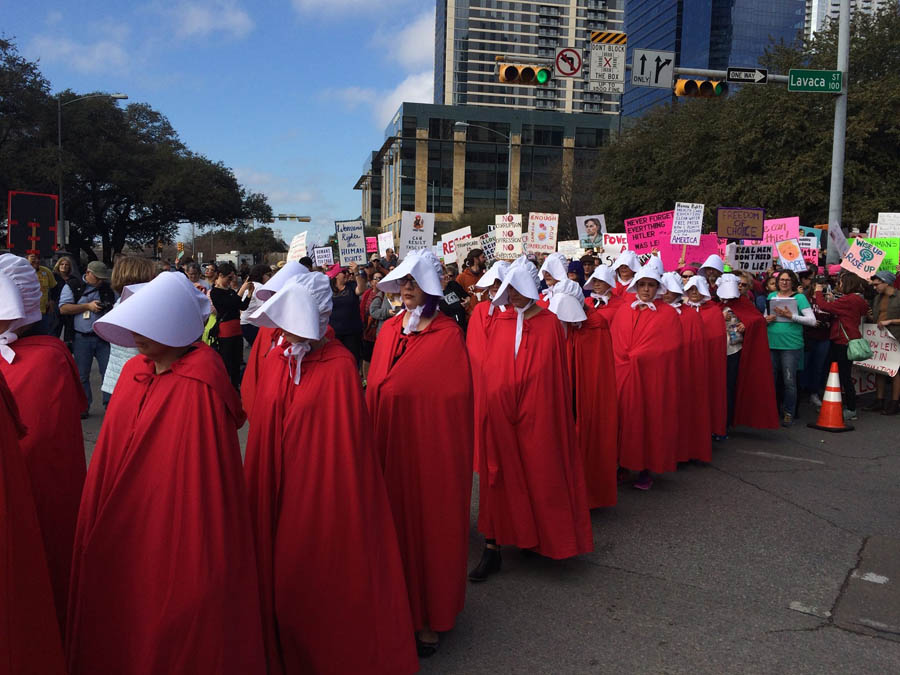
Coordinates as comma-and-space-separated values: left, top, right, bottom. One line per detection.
726, 67, 768, 84
630, 48, 675, 89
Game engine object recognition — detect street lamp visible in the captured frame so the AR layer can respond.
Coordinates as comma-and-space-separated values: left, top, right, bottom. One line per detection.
454, 121, 512, 215
57, 92, 128, 247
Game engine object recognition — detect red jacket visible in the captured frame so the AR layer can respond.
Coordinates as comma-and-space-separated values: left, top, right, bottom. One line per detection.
814, 291, 869, 344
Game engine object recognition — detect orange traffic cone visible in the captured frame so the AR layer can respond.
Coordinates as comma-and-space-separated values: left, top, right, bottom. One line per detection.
807, 362, 854, 432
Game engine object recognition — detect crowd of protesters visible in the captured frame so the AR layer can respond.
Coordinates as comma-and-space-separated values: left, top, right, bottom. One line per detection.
1, 236, 899, 675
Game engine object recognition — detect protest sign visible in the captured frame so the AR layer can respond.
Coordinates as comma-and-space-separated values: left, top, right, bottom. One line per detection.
576, 214, 606, 249
312, 246, 333, 267
479, 231, 497, 264
624, 210, 674, 253
841, 239, 886, 279
852, 367, 879, 395
454, 236, 483, 265
659, 233, 720, 270
600, 233, 628, 266
557, 240, 584, 260
775, 238, 807, 273
798, 236, 819, 266
800, 225, 823, 247
733, 245, 773, 274
365, 237, 377, 253
717, 207, 765, 240
747, 216, 800, 254
670, 202, 704, 246
869, 223, 900, 237
864, 238, 899, 272
854, 324, 900, 377
335, 220, 366, 266
877, 212, 900, 226
440, 226, 472, 264
495, 225, 523, 260
527, 213, 559, 254
828, 221, 850, 260
377, 231, 394, 257
286, 231, 308, 262
495, 213, 522, 232
399, 211, 435, 257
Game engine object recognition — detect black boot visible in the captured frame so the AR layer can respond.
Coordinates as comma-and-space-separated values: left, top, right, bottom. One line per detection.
468, 544, 501, 582
863, 398, 884, 412
882, 400, 899, 416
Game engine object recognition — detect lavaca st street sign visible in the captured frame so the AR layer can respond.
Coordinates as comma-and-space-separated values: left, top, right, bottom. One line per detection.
788, 69, 843, 93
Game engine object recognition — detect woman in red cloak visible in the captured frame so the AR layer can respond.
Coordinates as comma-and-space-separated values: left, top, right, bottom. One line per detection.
610, 250, 640, 297
243, 272, 417, 675
67, 272, 266, 675
0, 287, 67, 675
584, 264, 623, 314
470, 258, 593, 582
0, 254, 86, 633
684, 275, 729, 439
611, 265, 683, 490
536, 252, 568, 308
551, 280, 618, 509
366, 249, 473, 658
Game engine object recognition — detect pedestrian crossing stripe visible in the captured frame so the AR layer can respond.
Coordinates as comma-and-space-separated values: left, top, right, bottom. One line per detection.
591, 31, 627, 45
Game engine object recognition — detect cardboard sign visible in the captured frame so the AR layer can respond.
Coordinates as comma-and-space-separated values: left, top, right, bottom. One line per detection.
864, 238, 899, 272
495, 213, 522, 232
440, 226, 472, 264
495, 225, 524, 260
399, 211, 435, 257
557, 240, 584, 260
775, 238, 807, 273
800, 225, 823, 246
600, 233, 628, 266
828, 221, 850, 260
312, 246, 333, 267
454, 236, 483, 265
798, 236, 819, 267
335, 220, 366, 266
852, 367, 879, 395
576, 214, 606, 249
841, 239, 886, 279
479, 231, 497, 265
286, 231, 308, 262
377, 231, 394, 257
854, 324, 900, 377
365, 236, 378, 253
746, 216, 800, 254
717, 207, 765, 240
527, 212, 559, 254
877, 212, 900, 225
733, 245, 773, 274
670, 202, 704, 246
624, 210, 674, 253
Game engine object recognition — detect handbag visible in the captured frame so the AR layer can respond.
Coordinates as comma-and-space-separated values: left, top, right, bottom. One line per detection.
840, 321, 873, 361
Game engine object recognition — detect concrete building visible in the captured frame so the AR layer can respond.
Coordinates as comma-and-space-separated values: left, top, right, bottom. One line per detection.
435, 0, 626, 115
804, 0, 893, 40
354, 102, 615, 237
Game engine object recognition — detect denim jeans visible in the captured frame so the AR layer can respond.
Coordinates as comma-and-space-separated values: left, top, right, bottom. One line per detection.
73, 332, 111, 410
800, 338, 831, 394
771, 348, 802, 418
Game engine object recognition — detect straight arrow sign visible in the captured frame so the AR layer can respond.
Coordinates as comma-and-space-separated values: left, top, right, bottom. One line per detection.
726, 67, 768, 84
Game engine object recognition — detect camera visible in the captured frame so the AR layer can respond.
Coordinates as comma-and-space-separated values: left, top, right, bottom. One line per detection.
97, 301, 114, 313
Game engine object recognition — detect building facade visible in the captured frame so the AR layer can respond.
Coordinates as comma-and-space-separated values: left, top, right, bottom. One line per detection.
804, 0, 893, 40
435, 0, 626, 115
354, 102, 615, 237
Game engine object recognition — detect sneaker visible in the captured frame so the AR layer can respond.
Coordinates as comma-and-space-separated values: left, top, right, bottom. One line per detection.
843, 409, 858, 421
781, 413, 794, 428
809, 394, 823, 409
712, 433, 728, 441
633, 473, 654, 491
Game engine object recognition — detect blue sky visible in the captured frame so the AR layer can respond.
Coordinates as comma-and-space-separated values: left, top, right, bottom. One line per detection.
5, 0, 435, 247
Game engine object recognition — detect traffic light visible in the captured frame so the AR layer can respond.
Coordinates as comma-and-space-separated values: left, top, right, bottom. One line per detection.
498, 63, 552, 85
674, 79, 728, 98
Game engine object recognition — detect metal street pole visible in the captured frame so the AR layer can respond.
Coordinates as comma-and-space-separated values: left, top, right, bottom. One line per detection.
827, 0, 851, 264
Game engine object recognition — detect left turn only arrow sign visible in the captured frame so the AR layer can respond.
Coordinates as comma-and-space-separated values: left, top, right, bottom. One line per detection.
555, 48, 582, 77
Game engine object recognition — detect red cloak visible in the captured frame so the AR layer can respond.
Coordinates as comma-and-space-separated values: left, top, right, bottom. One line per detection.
696, 302, 728, 436
66, 344, 266, 675
244, 339, 418, 675
477, 308, 593, 558
676, 307, 712, 462
242, 325, 282, 422
0, 335, 86, 632
724, 296, 780, 429
366, 312, 473, 632
0, 372, 67, 675
611, 300, 682, 474
567, 305, 618, 508
466, 301, 508, 471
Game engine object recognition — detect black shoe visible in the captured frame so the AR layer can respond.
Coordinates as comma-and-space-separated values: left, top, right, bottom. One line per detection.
415, 637, 439, 658
468, 546, 501, 582
882, 400, 899, 416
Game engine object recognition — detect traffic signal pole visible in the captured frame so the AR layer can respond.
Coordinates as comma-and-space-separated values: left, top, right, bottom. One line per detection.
827, 0, 850, 264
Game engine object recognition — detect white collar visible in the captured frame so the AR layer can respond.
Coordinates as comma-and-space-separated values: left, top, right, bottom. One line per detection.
402, 304, 426, 335
630, 300, 657, 311
0, 331, 18, 364
284, 340, 312, 385
514, 301, 535, 358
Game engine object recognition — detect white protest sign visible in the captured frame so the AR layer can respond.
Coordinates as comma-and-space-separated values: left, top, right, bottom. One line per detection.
527, 212, 559, 254
377, 231, 394, 257
733, 245, 772, 273
312, 246, 333, 267
399, 211, 435, 257
869, 221, 900, 238
495, 213, 522, 232
454, 236, 483, 265
335, 220, 366, 266
828, 221, 850, 260
855, 324, 900, 377
877, 212, 900, 225
440, 226, 471, 264
557, 240, 584, 260
286, 231, 308, 262
479, 231, 497, 265
600, 233, 628, 266
495, 225, 523, 260
670, 202, 704, 246
775, 238, 807, 273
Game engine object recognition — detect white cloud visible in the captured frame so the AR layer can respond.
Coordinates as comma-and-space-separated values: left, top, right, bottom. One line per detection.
321, 70, 433, 128
374, 9, 435, 71
173, 1, 254, 39
46, 10, 63, 25
29, 34, 129, 74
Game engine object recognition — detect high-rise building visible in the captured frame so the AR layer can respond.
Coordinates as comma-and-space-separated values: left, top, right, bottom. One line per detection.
434, 0, 626, 115
804, 0, 893, 40
623, 0, 805, 117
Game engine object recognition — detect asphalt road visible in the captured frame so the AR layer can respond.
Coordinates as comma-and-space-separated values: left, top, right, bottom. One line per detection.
81, 367, 900, 674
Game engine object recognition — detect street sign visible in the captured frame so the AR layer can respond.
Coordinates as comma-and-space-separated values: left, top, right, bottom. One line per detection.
554, 47, 582, 77
590, 43, 626, 85
726, 67, 768, 84
588, 80, 624, 94
788, 69, 843, 93
631, 49, 675, 89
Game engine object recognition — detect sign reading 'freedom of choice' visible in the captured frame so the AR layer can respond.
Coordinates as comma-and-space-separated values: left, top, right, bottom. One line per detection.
717, 207, 765, 240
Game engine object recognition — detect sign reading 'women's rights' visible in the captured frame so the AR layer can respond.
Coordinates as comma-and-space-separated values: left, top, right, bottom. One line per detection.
335, 220, 366, 266
841, 238, 886, 279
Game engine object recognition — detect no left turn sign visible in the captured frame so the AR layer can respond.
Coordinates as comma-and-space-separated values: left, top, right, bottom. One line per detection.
555, 48, 582, 77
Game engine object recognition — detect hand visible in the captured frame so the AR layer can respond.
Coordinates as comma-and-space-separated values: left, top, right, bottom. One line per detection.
878, 319, 894, 329
774, 306, 793, 318
815, 284, 825, 293
349, 262, 359, 274
87, 300, 102, 313
736, 323, 746, 334
238, 281, 253, 295
766, 314, 777, 324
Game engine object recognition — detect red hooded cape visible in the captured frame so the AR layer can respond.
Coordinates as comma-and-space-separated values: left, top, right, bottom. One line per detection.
366, 312, 473, 632
242, 325, 283, 422
477, 308, 593, 558
0, 372, 67, 675
696, 301, 728, 436
244, 339, 418, 675
566, 305, 618, 508
66, 344, 266, 675
611, 300, 682, 474
724, 296, 780, 429
676, 307, 712, 462
466, 301, 508, 471
0, 335, 86, 632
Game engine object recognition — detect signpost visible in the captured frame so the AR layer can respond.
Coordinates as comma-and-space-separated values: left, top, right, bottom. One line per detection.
589, 31, 626, 95
554, 48, 582, 78
726, 67, 768, 84
788, 69, 842, 93
631, 49, 675, 89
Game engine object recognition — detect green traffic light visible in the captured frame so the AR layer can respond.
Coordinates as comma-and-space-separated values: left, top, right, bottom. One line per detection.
536, 68, 550, 85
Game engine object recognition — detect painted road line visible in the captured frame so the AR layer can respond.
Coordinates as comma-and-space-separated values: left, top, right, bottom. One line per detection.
739, 451, 826, 465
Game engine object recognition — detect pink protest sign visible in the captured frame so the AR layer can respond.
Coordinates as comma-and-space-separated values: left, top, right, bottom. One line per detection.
658, 234, 721, 270
624, 210, 674, 253
746, 217, 800, 254
841, 239, 886, 279
365, 237, 378, 253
